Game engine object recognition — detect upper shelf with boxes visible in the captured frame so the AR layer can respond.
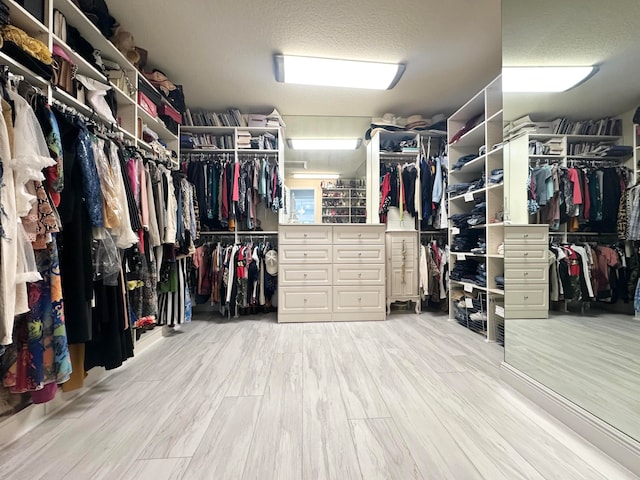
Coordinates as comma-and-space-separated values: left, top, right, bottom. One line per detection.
0, 0, 184, 158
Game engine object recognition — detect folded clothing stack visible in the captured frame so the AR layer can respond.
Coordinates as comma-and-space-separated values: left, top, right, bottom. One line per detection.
488, 168, 503, 185
0, 2, 9, 28
449, 259, 478, 282
451, 153, 479, 170
475, 263, 487, 287
447, 182, 473, 196
448, 177, 485, 196
495, 275, 505, 290
451, 229, 481, 252
470, 236, 486, 254
450, 213, 472, 229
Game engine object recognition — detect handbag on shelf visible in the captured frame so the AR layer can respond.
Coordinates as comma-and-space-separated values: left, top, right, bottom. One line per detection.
52, 55, 76, 94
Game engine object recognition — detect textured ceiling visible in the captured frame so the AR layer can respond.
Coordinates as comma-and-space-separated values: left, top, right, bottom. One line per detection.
503, 0, 640, 121
105, 0, 502, 118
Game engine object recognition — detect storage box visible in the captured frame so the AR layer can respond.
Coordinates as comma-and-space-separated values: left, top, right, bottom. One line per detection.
138, 91, 157, 118
158, 103, 181, 124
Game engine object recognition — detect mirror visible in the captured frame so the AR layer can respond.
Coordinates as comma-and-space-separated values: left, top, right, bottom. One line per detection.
282, 115, 371, 224
503, 0, 640, 441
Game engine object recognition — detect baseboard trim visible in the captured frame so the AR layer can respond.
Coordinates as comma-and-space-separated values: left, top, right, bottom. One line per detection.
500, 362, 640, 476
0, 325, 168, 449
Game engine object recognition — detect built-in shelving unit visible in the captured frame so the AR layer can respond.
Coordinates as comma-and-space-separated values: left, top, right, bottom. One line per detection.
321, 182, 366, 224
1, 0, 180, 159
448, 75, 504, 343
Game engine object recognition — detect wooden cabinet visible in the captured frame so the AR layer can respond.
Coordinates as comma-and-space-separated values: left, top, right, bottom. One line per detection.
278, 225, 386, 323
385, 231, 420, 314
504, 225, 549, 319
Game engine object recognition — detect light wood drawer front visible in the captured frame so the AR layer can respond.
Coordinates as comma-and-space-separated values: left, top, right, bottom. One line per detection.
280, 265, 332, 286
279, 287, 331, 313
504, 226, 549, 243
333, 264, 384, 285
333, 226, 385, 244
279, 245, 332, 264
333, 286, 385, 313
279, 225, 332, 244
505, 264, 548, 283
504, 244, 547, 263
505, 287, 548, 310
333, 245, 384, 263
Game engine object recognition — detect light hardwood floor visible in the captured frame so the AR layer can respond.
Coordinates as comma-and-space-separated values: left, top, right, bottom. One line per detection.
0, 312, 637, 480
506, 312, 640, 442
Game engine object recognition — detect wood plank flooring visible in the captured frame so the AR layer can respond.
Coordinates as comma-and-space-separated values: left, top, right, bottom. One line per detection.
0, 312, 637, 480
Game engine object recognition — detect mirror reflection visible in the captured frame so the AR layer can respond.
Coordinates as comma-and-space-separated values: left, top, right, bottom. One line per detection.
283, 115, 370, 224
503, 0, 640, 441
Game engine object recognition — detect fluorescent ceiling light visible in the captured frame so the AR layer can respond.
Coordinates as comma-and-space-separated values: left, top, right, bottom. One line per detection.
275, 54, 405, 90
293, 173, 340, 179
287, 138, 362, 150
503, 66, 597, 93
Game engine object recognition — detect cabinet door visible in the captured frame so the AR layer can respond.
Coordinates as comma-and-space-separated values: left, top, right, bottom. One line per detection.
388, 268, 418, 297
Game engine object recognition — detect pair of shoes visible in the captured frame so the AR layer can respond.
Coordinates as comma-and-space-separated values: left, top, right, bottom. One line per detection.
469, 312, 487, 321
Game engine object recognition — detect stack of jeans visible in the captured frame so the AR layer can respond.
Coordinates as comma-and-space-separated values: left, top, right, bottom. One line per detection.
470, 236, 486, 254
447, 182, 473, 196
451, 154, 478, 170
451, 230, 481, 252
450, 213, 472, 228
450, 259, 481, 282
488, 168, 503, 185
475, 263, 487, 287
495, 275, 505, 290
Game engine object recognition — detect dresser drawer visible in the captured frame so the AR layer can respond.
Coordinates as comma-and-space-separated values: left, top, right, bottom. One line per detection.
505, 263, 548, 284
504, 226, 549, 244
333, 286, 385, 313
279, 286, 331, 314
504, 244, 548, 263
279, 225, 332, 244
505, 286, 548, 310
279, 244, 332, 264
279, 264, 332, 286
333, 264, 384, 285
387, 235, 417, 262
333, 225, 385, 244
333, 244, 384, 263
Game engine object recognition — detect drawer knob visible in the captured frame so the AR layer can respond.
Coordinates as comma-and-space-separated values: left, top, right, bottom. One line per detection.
524, 234, 529, 238
304, 298, 308, 303
304, 273, 308, 278
304, 233, 308, 237
524, 252, 529, 256
358, 297, 362, 302
524, 295, 529, 300
303, 253, 308, 257
358, 273, 362, 277
524, 272, 529, 276
358, 252, 362, 256
358, 233, 362, 237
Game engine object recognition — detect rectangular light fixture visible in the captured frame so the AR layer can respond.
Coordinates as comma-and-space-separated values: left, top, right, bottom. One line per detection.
502, 66, 597, 93
287, 138, 362, 150
274, 54, 405, 90
292, 173, 340, 179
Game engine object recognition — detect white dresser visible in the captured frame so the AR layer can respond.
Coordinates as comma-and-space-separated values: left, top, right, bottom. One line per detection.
504, 225, 549, 319
385, 231, 420, 314
278, 224, 386, 323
